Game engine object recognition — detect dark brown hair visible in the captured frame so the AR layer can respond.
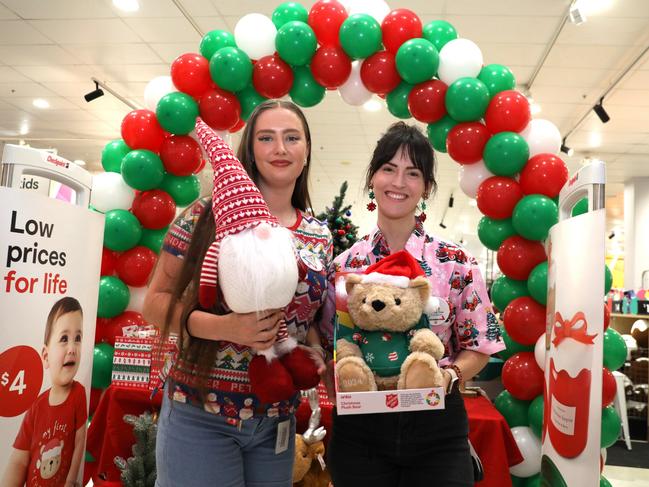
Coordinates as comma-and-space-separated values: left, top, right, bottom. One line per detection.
45, 297, 82, 345
365, 121, 438, 196
159, 100, 313, 395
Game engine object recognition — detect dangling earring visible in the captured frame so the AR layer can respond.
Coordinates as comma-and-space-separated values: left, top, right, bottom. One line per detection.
418, 195, 428, 222
367, 186, 376, 212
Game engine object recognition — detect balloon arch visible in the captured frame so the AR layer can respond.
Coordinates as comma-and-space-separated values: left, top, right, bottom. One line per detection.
91, 2, 623, 483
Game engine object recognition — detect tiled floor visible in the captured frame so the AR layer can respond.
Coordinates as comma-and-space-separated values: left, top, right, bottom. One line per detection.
604, 466, 649, 487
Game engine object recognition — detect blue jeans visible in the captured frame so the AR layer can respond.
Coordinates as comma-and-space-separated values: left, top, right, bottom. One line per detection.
155, 393, 296, 487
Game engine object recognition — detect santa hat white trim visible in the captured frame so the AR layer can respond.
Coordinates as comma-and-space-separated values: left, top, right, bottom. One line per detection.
361, 273, 410, 288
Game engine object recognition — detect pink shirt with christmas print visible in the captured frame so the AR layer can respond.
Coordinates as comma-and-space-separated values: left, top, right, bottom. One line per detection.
330, 220, 505, 364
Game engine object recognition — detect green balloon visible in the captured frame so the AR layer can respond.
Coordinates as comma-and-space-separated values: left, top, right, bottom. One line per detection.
478, 64, 516, 97
483, 132, 530, 176
605, 265, 613, 294
156, 92, 198, 135
495, 390, 531, 427
121, 149, 165, 191
101, 139, 129, 173
276, 21, 317, 66
600, 476, 613, 487
523, 474, 540, 487
159, 174, 200, 207
528, 394, 544, 438
572, 197, 588, 216
445, 77, 490, 122
210, 46, 252, 93
395, 38, 439, 85
427, 115, 457, 152
499, 325, 534, 361
527, 261, 548, 306
272, 2, 308, 29
386, 81, 413, 119
139, 226, 169, 254
290, 66, 325, 107
512, 195, 558, 241
492, 275, 530, 313
85, 450, 96, 463
97, 276, 130, 318
237, 84, 267, 121
339, 14, 382, 60
199, 29, 236, 60
511, 476, 526, 487
478, 216, 516, 251
92, 342, 115, 389
603, 327, 627, 371
601, 405, 621, 448
422, 20, 458, 51
103, 209, 142, 252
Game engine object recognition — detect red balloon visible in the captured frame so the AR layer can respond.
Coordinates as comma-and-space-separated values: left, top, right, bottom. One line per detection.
497, 236, 547, 281
502, 352, 544, 400
308, 0, 348, 46
484, 90, 531, 134
602, 367, 616, 407
95, 317, 111, 344
100, 247, 118, 276
229, 118, 245, 133
199, 88, 241, 131
171, 52, 213, 98
310, 45, 352, 89
520, 153, 569, 198
381, 9, 423, 54
604, 305, 610, 331
476, 176, 524, 219
446, 122, 491, 164
194, 157, 207, 174
360, 50, 401, 95
503, 296, 547, 346
115, 246, 158, 287
160, 135, 202, 176
89, 387, 104, 417
121, 109, 166, 153
253, 54, 294, 99
132, 189, 176, 230
408, 79, 448, 123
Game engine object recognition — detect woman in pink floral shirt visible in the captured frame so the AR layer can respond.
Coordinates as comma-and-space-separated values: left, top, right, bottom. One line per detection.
327, 122, 505, 487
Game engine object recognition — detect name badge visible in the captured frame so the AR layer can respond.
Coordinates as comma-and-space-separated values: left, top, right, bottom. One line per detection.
275, 420, 291, 454
299, 247, 323, 272
427, 296, 451, 325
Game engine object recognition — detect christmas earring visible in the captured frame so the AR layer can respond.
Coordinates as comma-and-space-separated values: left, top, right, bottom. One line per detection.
418, 196, 428, 222
367, 187, 376, 211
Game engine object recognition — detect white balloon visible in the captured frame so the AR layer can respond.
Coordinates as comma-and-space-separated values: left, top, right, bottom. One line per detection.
438, 38, 483, 86
520, 119, 562, 157
339, 61, 372, 106
344, 0, 390, 24
144, 76, 176, 111
459, 160, 494, 199
534, 334, 546, 372
128, 285, 148, 314
91, 172, 135, 213
234, 13, 277, 60
509, 426, 542, 478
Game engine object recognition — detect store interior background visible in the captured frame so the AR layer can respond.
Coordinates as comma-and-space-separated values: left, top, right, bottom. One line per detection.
0, 0, 648, 483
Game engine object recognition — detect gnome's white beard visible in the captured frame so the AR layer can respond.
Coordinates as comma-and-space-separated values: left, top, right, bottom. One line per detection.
218, 223, 299, 313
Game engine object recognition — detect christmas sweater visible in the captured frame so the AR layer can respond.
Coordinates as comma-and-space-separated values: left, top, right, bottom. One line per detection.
338, 315, 431, 377
162, 197, 333, 420
330, 220, 505, 365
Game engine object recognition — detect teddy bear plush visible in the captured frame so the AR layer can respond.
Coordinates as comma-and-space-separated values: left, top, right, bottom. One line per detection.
335, 250, 445, 392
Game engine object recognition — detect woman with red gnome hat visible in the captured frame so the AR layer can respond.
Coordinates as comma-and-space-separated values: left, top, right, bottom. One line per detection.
144, 100, 333, 487
326, 122, 505, 487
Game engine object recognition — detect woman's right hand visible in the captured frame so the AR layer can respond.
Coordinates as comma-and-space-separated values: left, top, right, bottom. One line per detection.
225, 310, 283, 351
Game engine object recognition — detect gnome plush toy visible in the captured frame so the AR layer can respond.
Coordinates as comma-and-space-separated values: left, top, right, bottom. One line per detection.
194, 117, 320, 404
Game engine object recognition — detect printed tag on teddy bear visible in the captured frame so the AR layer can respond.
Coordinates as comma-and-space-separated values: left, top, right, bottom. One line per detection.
426, 296, 451, 325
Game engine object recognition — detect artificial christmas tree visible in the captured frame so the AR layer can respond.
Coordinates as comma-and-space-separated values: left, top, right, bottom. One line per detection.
316, 181, 359, 257
114, 412, 157, 487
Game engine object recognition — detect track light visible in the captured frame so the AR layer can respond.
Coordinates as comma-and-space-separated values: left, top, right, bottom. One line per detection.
569, 1, 586, 25
560, 138, 574, 157
608, 231, 615, 240
439, 222, 447, 229
84, 81, 104, 102
593, 98, 610, 123
448, 194, 454, 208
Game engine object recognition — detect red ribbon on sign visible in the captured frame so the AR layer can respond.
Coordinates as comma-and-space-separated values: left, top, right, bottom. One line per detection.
552, 311, 597, 347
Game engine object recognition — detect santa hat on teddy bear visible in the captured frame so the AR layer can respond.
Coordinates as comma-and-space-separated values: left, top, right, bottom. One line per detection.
193, 117, 300, 312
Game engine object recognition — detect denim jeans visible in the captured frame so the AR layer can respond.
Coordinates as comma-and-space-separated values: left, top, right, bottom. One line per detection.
155, 393, 296, 487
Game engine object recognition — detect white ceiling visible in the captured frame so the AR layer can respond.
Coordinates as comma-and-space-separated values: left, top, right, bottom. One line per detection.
0, 0, 647, 259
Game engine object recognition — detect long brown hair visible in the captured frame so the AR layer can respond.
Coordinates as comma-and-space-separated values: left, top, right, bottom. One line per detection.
159, 100, 313, 395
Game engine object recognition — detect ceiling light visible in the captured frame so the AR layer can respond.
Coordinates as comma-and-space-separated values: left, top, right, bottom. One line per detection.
84, 81, 104, 102
530, 103, 542, 115
19, 121, 29, 135
578, 0, 615, 15
560, 138, 574, 156
363, 98, 382, 112
33, 98, 50, 109
569, 1, 587, 24
468, 199, 477, 207
113, 0, 139, 12
593, 98, 610, 123
589, 131, 602, 147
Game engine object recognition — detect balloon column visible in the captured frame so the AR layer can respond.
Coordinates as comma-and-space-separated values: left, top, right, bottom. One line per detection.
89, 2, 619, 482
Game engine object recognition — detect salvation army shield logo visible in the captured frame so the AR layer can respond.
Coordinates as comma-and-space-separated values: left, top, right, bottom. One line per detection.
385, 393, 399, 409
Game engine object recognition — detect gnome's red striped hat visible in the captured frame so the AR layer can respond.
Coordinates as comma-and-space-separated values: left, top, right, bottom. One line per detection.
194, 117, 280, 308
